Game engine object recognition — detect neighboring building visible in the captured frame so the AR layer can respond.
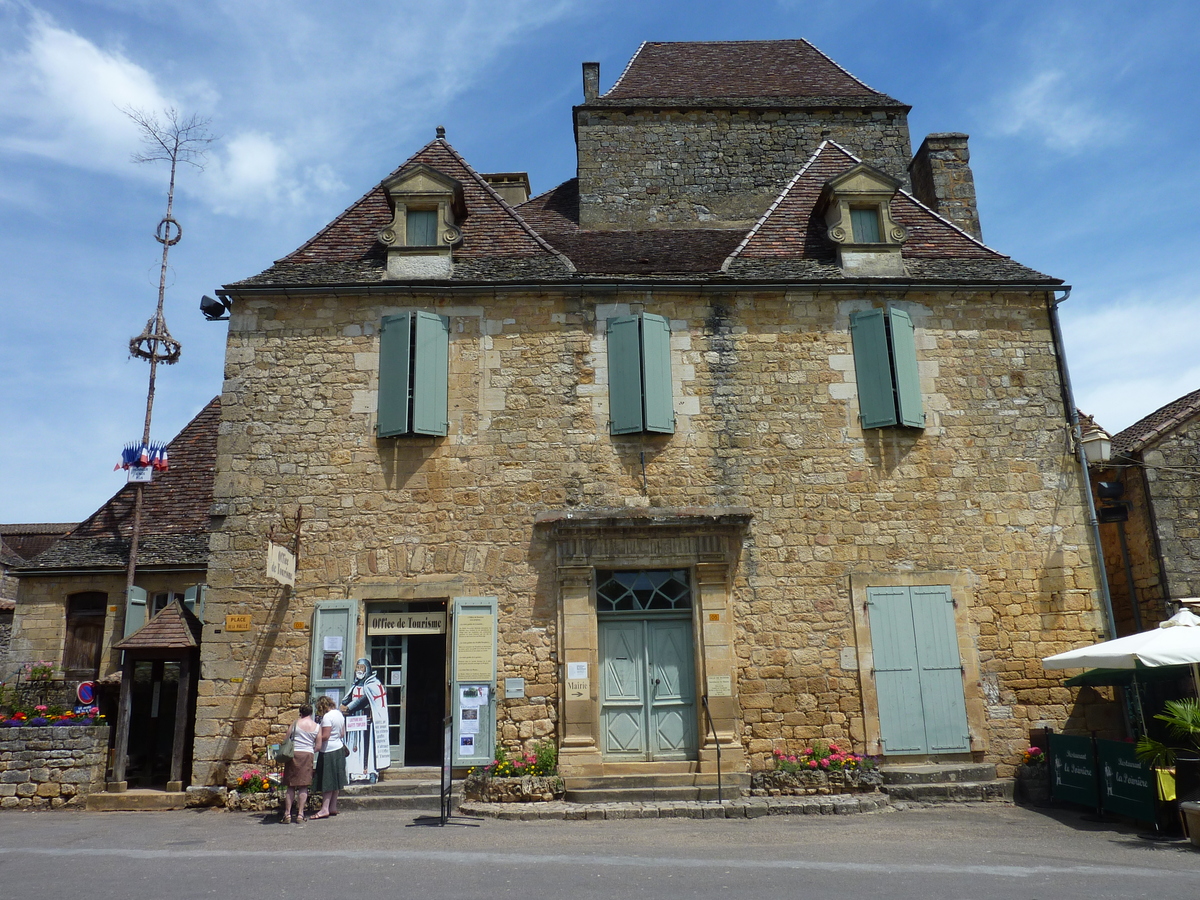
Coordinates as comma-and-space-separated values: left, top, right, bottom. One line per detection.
198, 40, 1110, 791
1087, 388, 1200, 634
6, 400, 218, 686
1, 523, 77, 666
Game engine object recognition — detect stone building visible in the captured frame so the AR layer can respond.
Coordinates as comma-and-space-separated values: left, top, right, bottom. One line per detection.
198, 40, 1110, 791
1088, 389, 1200, 634
5, 401, 217, 791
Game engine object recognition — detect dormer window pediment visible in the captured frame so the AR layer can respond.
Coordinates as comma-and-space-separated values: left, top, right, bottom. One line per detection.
819, 163, 908, 276
378, 164, 467, 279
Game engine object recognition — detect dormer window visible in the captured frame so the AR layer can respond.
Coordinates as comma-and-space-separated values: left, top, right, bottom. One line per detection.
378, 163, 466, 278
819, 163, 908, 276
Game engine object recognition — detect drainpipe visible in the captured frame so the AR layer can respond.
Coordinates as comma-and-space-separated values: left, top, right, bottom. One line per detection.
1048, 289, 1117, 639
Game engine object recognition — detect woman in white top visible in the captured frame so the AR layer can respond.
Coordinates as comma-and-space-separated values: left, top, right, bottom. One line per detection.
313, 695, 347, 819
281, 703, 320, 823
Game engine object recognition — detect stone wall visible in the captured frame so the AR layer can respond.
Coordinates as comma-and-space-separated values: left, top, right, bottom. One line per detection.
1142, 416, 1200, 600
1090, 464, 1169, 633
0, 726, 109, 809
575, 106, 913, 228
197, 283, 1108, 784
8, 570, 205, 681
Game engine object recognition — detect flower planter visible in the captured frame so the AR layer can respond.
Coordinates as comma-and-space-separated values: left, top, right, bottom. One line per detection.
750, 768, 883, 796
1016, 763, 1051, 805
462, 772, 565, 803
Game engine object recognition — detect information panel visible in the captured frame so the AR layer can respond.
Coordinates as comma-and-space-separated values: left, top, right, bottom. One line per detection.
450, 597, 497, 767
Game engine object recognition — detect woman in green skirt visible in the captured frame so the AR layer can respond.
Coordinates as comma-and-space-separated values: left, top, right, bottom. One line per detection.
312, 694, 347, 818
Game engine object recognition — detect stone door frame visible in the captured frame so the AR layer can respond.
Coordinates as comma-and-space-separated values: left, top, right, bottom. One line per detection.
537, 507, 751, 777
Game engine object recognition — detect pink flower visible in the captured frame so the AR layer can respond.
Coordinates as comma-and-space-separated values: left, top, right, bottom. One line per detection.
787, 755, 797, 763
807, 760, 817, 768
803, 747, 813, 756
35, 705, 48, 713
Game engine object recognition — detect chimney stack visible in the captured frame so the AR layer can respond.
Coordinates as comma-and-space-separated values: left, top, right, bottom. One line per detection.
582, 62, 600, 102
909, 133, 983, 242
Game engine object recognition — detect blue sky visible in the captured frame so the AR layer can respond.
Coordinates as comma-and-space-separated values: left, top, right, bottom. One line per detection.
2, 0, 1198, 523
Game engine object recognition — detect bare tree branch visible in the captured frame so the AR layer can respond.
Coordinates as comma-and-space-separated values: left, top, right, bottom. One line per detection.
122, 105, 215, 170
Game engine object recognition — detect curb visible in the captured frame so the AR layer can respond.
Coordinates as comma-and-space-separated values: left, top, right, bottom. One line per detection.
460, 793, 890, 821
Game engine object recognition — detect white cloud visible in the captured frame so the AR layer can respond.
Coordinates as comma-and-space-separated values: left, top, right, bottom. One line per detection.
993, 69, 1123, 153
0, 13, 168, 170
1061, 287, 1200, 434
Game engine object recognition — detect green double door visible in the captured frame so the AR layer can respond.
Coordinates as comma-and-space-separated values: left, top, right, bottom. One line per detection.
866, 585, 971, 755
599, 617, 696, 761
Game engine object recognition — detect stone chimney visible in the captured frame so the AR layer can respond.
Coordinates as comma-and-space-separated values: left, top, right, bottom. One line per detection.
482, 172, 530, 206
908, 133, 982, 241
582, 62, 600, 101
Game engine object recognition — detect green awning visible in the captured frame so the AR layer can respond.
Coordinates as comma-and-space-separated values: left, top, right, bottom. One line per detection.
1063, 664, 1192, 687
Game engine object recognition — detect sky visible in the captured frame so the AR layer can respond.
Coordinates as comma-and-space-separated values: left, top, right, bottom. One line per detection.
1, 0, 1198, 524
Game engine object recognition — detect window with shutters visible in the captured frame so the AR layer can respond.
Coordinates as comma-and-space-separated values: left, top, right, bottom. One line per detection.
606, 313, 675, 435
849, 307, 924, 429
377, 311, 450, 437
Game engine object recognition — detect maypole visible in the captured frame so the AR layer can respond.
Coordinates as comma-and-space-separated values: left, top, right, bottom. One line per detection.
119, 108, 213, 624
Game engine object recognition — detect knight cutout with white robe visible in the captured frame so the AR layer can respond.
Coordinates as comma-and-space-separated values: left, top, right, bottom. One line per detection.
341, 658, 391, 783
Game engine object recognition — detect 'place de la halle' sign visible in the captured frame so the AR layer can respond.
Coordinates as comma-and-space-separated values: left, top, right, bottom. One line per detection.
367, 611, 447, 636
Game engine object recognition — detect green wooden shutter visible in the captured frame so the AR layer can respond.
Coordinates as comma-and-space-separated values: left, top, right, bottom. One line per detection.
406, 209, 438, 246
887, 307, 925, 428
850, 309, 898, 428
310, 600, 356, 704
183, 584, 206, 623
377, 313, 412, 437
909, 586, 970, 753
640, 313, 675, 434
607, 315, 645, 434
411, 311, 449, 436
123, 587, 147, 638
866, 586, 926, 754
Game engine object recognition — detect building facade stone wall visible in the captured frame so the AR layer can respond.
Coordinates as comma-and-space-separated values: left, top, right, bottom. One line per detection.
197, 283, 1106, 784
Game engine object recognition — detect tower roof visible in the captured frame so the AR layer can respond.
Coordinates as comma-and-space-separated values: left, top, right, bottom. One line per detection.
599, 40, 906, 107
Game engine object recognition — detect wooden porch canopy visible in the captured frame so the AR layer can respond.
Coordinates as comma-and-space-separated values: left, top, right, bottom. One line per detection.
109, 599, 202, 793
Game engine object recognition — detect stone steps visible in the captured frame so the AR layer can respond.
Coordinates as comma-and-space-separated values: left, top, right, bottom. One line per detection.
879, 762, 1013, 804
564, 772, 750, 804
86, 789, 188, 811
336, 769, 454, 810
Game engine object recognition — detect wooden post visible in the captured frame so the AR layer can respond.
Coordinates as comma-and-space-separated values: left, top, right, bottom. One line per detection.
167, 654, 192, 792
109, 655, 134, 792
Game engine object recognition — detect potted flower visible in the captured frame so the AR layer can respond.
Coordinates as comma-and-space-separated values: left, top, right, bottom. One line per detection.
462, 740, 564, 802
1016, 746, 1050, 805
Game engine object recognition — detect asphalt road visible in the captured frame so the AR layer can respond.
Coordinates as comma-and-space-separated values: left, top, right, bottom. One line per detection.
0, 803, 1195, 900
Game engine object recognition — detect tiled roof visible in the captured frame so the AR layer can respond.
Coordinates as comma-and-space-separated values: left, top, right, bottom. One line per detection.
233, 139, 1055, 288
724, 141, 1058, 284
0, 523, 76, 562
600, 40, 905, 107
23, 399, 219, 571
1113, 387, 1200, 454
545, 230, 746, 275
237, 137, 570, 287
516, 179, 580, 233
114, 599, 202, 651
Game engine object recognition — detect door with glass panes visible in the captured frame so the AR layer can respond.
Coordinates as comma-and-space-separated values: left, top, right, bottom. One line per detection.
597, 570, 697, 761
366, 604, 446, 768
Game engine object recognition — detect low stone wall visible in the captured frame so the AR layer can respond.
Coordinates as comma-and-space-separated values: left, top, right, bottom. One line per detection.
749, 768, 883, 797
0, 726, 110, 809
462, 773, 565, 802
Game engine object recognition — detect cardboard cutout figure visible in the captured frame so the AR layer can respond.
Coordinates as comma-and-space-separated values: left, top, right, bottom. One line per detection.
341, 658, 391, 782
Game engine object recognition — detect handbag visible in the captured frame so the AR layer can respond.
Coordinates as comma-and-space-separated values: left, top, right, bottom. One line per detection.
277, 737, 295, 762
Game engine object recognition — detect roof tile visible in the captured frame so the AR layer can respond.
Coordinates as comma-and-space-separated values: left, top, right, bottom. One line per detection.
1113, 387, 1200, 454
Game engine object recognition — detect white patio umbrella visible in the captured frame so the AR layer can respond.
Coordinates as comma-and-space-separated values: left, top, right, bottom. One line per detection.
1043, 608, 1200, 694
